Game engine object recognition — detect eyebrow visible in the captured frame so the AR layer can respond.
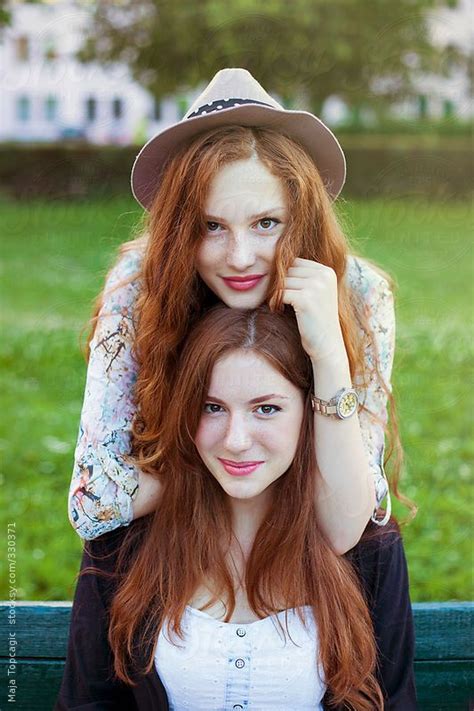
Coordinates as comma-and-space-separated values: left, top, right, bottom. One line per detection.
206, 394, 289, 405
204, 207, 286, 222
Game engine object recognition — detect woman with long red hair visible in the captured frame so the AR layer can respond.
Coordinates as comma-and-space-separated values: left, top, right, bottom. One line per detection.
68, 68, 415, 554
57, 305, 416, 710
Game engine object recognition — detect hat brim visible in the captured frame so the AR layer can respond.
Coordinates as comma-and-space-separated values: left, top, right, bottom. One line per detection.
130, 104, 346, 210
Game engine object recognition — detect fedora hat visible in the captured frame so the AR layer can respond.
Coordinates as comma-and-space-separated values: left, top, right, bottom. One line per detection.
130, 67, 346, 211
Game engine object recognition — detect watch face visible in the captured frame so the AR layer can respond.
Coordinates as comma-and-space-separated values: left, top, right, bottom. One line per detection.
337, 391, 358, 418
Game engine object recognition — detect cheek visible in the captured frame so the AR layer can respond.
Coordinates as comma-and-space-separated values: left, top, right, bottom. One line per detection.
194, 419, 223, 456
268, 413, 303, 458
195, 240, 221, 276
263, 239, 278, 262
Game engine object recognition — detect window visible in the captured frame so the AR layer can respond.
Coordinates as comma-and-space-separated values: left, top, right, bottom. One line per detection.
45, 95, 58, 121
418, 94, 428, 119
85, 97, 97, 123
44, 37, 57, 62
15, 36, 29, 62
16, 95, 31, 122
153, 98, 162, 121
445, 44, 457, 73
112, 97, 123, 119
443, 99, 455, 119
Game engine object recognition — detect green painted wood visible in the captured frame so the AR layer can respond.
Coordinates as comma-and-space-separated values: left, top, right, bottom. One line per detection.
413, 603, 473, 661
3, 602, 472, 660
0, 601, 473, 710
0, 658, 65, 710
414, 660, 473, 710
0, 602, 71, 657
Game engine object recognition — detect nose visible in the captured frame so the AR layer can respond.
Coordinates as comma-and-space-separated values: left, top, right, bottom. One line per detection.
223, 413, 253, 454
225, 232, 257, 271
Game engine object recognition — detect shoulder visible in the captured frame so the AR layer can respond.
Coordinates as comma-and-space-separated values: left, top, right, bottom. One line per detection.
344, 254, 392, 304
105, 244, 145, 291
97, 245, 146, 323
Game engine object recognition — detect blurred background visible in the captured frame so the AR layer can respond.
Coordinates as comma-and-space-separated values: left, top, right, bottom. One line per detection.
0, 0, 472, 602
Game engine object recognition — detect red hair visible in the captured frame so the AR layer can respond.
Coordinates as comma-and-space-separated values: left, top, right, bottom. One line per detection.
104, 304, 385, 708
82, 124, 415, 520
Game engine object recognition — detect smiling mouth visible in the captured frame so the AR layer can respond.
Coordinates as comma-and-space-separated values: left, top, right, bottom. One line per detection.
221, 275, 265, 291
218, 458, 264, 477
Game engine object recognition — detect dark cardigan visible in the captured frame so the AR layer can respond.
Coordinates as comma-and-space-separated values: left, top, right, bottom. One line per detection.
54, 517, 417, 710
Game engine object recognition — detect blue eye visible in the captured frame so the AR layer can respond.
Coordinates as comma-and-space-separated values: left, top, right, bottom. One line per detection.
206, 221, 222, 233
255, 404, 281, 416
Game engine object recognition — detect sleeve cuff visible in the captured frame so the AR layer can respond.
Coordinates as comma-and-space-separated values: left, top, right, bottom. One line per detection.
370, 476, 392, 526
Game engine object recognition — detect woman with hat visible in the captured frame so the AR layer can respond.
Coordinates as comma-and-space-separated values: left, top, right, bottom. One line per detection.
68, 68, 414, 550
56, 305, 416, 710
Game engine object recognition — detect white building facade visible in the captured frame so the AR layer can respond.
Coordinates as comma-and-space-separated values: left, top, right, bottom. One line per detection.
0, 1, 190, 144
0, 0, 471, 144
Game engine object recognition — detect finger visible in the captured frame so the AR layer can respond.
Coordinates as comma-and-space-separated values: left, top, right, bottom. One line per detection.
288, 262, 333, 275
286, 267, 321, 278
292, 257, 320, 267
281, 289, 308, 308
283, 277, 318, 290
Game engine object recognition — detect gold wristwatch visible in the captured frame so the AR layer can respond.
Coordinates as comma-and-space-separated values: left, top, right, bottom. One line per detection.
311, 387, 359, 420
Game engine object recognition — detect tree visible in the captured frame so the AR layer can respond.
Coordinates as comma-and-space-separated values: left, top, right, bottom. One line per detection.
77, 0, 460, 115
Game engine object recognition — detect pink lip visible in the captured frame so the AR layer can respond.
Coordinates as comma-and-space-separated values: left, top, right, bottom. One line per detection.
221, 274, 265, 291
218, 458, 264, 477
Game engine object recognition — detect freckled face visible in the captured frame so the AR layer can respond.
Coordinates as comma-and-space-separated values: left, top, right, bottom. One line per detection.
195, 156, 287, 308
194, 350, 305, 504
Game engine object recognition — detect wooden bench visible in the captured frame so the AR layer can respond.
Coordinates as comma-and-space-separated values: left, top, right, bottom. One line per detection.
0, 601, 472, 709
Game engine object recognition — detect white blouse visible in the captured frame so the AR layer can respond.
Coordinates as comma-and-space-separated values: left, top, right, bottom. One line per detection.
154, 604, 326, 710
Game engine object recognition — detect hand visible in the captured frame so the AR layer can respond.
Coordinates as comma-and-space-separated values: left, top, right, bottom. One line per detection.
282, 257, 346, 363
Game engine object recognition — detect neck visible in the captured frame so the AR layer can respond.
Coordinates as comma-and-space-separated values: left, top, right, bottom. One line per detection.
228, 489, 272, 550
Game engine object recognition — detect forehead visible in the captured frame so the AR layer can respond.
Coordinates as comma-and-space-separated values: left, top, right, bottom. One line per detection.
208, 350, 300, 401
204, 156, 287, 221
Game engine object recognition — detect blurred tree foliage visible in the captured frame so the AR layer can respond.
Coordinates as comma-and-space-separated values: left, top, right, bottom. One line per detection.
76, 0, 466, 116
0, 0, 11, 31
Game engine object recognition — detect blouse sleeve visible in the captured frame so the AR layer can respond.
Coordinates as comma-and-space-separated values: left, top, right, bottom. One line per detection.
352, 262, 395, 527
68, 250, 143, 541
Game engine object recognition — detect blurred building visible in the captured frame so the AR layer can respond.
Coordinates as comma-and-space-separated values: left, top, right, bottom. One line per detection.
0, 0, 472, 144
389, 0, 473, 122
0, 0, 188, 144
322, 0, 473, 125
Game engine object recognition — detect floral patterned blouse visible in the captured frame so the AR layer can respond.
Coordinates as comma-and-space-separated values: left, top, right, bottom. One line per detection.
68, 249, 394, 540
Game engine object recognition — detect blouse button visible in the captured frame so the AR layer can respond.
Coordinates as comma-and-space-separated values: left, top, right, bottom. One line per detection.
236, 627, 246, 637
235, 658, 245, 669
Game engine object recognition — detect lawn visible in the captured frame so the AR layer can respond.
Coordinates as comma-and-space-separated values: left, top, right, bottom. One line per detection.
1, 195, 472, 602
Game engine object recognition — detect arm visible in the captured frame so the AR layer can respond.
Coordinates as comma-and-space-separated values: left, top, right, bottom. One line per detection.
68, 250, 162, 541
312, 269, 395, 553
357, 273, 395, 527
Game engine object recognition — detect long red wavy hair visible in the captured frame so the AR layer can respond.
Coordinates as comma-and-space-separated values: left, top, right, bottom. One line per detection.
82, 125, 416, 521
105, 304, 385, 709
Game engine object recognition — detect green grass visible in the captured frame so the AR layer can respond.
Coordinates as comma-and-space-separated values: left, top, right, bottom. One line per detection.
0, 195, 472, 602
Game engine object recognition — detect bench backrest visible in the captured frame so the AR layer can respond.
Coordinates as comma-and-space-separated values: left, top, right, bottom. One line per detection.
0, 601, 472, 709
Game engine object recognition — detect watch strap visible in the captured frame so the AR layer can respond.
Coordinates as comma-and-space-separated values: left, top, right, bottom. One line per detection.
310, 398, 339, 416
311, 387, 358, 419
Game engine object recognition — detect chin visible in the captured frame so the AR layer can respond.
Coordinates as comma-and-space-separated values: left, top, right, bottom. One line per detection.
219, 289, 267, 310
224, 481, 263, 499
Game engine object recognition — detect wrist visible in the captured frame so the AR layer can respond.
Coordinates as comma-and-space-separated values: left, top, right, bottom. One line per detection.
311, 349, 352, 402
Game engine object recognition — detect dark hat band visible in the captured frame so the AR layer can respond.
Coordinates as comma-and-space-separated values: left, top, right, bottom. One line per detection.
187, 97, 273, 118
